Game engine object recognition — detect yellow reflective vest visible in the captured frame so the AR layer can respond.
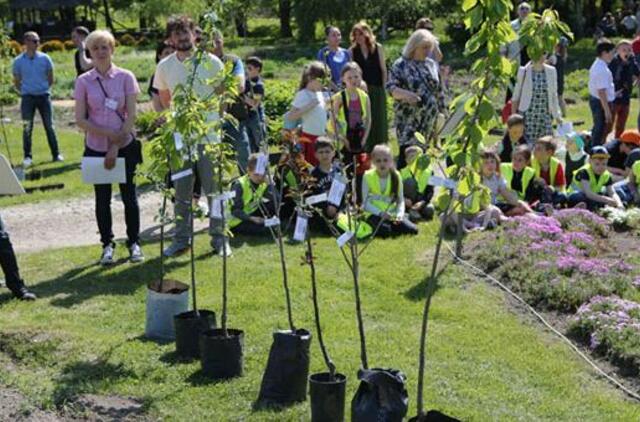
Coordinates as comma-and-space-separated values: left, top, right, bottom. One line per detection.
569, 164, 612, 194
532, 156, 565, 192
500, 163, 535, 200
228, 175, 268, 228
328, 88, 369, 138
363, 169, 401, 217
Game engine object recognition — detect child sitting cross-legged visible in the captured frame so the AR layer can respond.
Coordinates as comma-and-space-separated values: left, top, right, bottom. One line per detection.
362, 144, 418, 237
401, 145, 435, 222
567, 145, 623, 211
480, 149, 532, 220
532, 136, 567, 212
228, 153, 277, 235
498, 146, 538, 216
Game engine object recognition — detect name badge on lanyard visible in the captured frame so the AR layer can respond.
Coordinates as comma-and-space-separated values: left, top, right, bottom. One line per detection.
104, 98, 118, 111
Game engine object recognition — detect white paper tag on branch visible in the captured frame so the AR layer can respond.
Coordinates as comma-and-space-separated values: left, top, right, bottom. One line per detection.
428, 175, 457, 190
293, 215, 308, 241
173, 132, 184, 151
171, 168, 193, 182
255, 153, 268, 175
328, 176, 347, 206
264, 216, 281, 227
213, 191, 236, 201
210, 199, 223, 218
306, 192, 328, 206
336, 231, 354, 248
556, 121, 573, 137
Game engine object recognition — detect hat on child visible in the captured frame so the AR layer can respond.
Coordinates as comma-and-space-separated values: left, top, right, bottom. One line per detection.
590, 146, 609, 159
620, 129, 640, 147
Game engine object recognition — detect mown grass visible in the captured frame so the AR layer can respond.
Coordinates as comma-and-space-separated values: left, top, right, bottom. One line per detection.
0, 227, 639, 420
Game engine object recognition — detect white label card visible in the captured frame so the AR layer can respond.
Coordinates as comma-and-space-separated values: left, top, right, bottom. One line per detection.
171, 168, 193, 182
293, 215, 308, 241
336, 231, 354, 248
210, 199, 223, 218
557, 122, 573, 137
264, 216, 281, 227
306, 192, 328, 206
104, 98, 118, 111
174, 132, 184, 151
428, 175, 457, 190
255, 153, 268, 175
213, 191, 236, 201
328, 177, 346, 206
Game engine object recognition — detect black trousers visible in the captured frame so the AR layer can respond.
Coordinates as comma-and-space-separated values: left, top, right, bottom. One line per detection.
84, 141, 142, 247
366, 214, 418, 238
0, 213, 26, 296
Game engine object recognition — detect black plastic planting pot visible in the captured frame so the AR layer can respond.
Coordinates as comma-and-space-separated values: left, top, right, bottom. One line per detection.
174, 310, 216, 359
351, 368, 409, 422
199, 328, 244, 379
309, 372, 347, 422
257, 329, 312, 406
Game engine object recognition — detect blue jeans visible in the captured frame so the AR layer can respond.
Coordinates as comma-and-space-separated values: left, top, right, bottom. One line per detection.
589, 96, 610, 148
568, 191, 605, 211
20, 94, 60, 160
613, 180, 635, 206
222, 120, 250, 173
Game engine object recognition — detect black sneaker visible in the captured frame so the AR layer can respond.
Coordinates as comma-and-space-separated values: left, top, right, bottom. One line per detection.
16, 288, 36, 301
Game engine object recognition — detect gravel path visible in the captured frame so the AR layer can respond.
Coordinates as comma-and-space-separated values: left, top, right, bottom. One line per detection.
2, 191, 209, 254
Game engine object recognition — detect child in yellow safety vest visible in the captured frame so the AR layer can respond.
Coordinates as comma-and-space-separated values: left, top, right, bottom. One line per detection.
401, 145, 435, 222
499, 146, 541, 215
533, 136, 568, 211
362, 144, 418, 237
228, 154, 277, 235
567, 146, 623, 211
630, 160, 640, 205
480, 150, 532, 220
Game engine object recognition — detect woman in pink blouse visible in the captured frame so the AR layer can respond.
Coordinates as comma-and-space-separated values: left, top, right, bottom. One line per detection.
74, 30, 143, 265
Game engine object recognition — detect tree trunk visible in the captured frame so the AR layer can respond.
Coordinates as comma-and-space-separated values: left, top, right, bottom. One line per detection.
102, 0, 115, 33
235, 11, 248, 37
279, 0, 293, 38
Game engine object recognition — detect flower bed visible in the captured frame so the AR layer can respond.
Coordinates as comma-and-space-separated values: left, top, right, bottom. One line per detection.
569, 295, 640, 376
474, 210, 635, 312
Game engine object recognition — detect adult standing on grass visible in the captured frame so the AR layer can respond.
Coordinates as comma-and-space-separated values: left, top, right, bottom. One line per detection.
588, 39, 616, 147
153, 15, 231, 258
350, 21, 388, 149
317, 26, 351, 92
212, 30, 251, 173
74, 30, 144, 265
386, 29, 446, 169
12, 31, 63, 168
511, 52, 562, 145
71, 26, 93, 77
0, 213, 36, 301
607, 40, 640, 138
502, 2, 532, 101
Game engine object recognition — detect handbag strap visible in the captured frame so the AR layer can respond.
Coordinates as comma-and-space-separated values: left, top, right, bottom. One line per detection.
341, 90, 350, 125
96, 77, 126, 123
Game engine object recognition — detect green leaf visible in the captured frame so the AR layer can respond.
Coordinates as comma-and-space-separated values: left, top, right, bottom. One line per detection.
462, 0, 478, 12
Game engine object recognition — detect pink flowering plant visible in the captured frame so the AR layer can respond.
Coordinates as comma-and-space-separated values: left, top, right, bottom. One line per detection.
473, 211, 637, 312
569, 295, 640, 375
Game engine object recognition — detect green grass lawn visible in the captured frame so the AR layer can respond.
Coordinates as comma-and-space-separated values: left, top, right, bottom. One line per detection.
0, 227, 638, 420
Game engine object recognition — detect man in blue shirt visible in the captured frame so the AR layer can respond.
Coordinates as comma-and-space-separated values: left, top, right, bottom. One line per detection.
12, 31, 63, 167
317, 26, 351, 92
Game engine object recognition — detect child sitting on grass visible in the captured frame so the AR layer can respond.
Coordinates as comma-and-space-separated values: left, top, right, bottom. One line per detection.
532, 136, 567, 211
564, 132, 588, 188
228, 154, 276, 235
499, 146, 539, 215
308, 137, 344, 232
498, 113, 528, 163
480, 150, 532, 219
401, 145, 435, 222
568, 146, 623, 211
362, 144, 418, 237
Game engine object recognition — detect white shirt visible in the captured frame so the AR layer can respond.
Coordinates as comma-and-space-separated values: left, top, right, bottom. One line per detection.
588, 58, 615, 102
292, 89, 327, 136
153, 52, 223, 142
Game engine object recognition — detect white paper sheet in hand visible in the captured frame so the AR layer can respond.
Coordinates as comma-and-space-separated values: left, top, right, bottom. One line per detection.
556, 122, 573, 137
0, 154, 25, 195
81, 157, 126, 184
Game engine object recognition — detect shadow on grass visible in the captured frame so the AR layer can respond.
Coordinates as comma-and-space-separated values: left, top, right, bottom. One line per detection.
403, 270, 447, 302
186, 369, 238, 387
31, 252, 190, 308
38, 162, 80, 179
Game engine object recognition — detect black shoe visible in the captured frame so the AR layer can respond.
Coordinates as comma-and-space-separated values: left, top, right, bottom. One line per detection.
16, 288, 36, 301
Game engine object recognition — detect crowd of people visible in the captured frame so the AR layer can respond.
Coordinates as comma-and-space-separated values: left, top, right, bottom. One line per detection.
3, 6, 640, 302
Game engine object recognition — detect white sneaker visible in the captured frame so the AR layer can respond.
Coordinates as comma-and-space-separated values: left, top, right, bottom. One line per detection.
53, 154, 64, 162
100, 244, 115, 266
129, 243, 145, 263
216, 238, 233, 258
23, 157, 32, 168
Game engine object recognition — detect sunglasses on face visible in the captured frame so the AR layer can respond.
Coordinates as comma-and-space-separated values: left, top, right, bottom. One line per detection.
27, 38, 40, 43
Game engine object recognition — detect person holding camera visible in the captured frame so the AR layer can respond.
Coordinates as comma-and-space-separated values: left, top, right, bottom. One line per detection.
329, 62, 371, 202
387, 29, 446, 169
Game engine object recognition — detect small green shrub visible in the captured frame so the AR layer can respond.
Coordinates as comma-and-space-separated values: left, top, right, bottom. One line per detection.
119, 34, 137, 47
8, 40, 22, 55
63, 40, 75, 50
